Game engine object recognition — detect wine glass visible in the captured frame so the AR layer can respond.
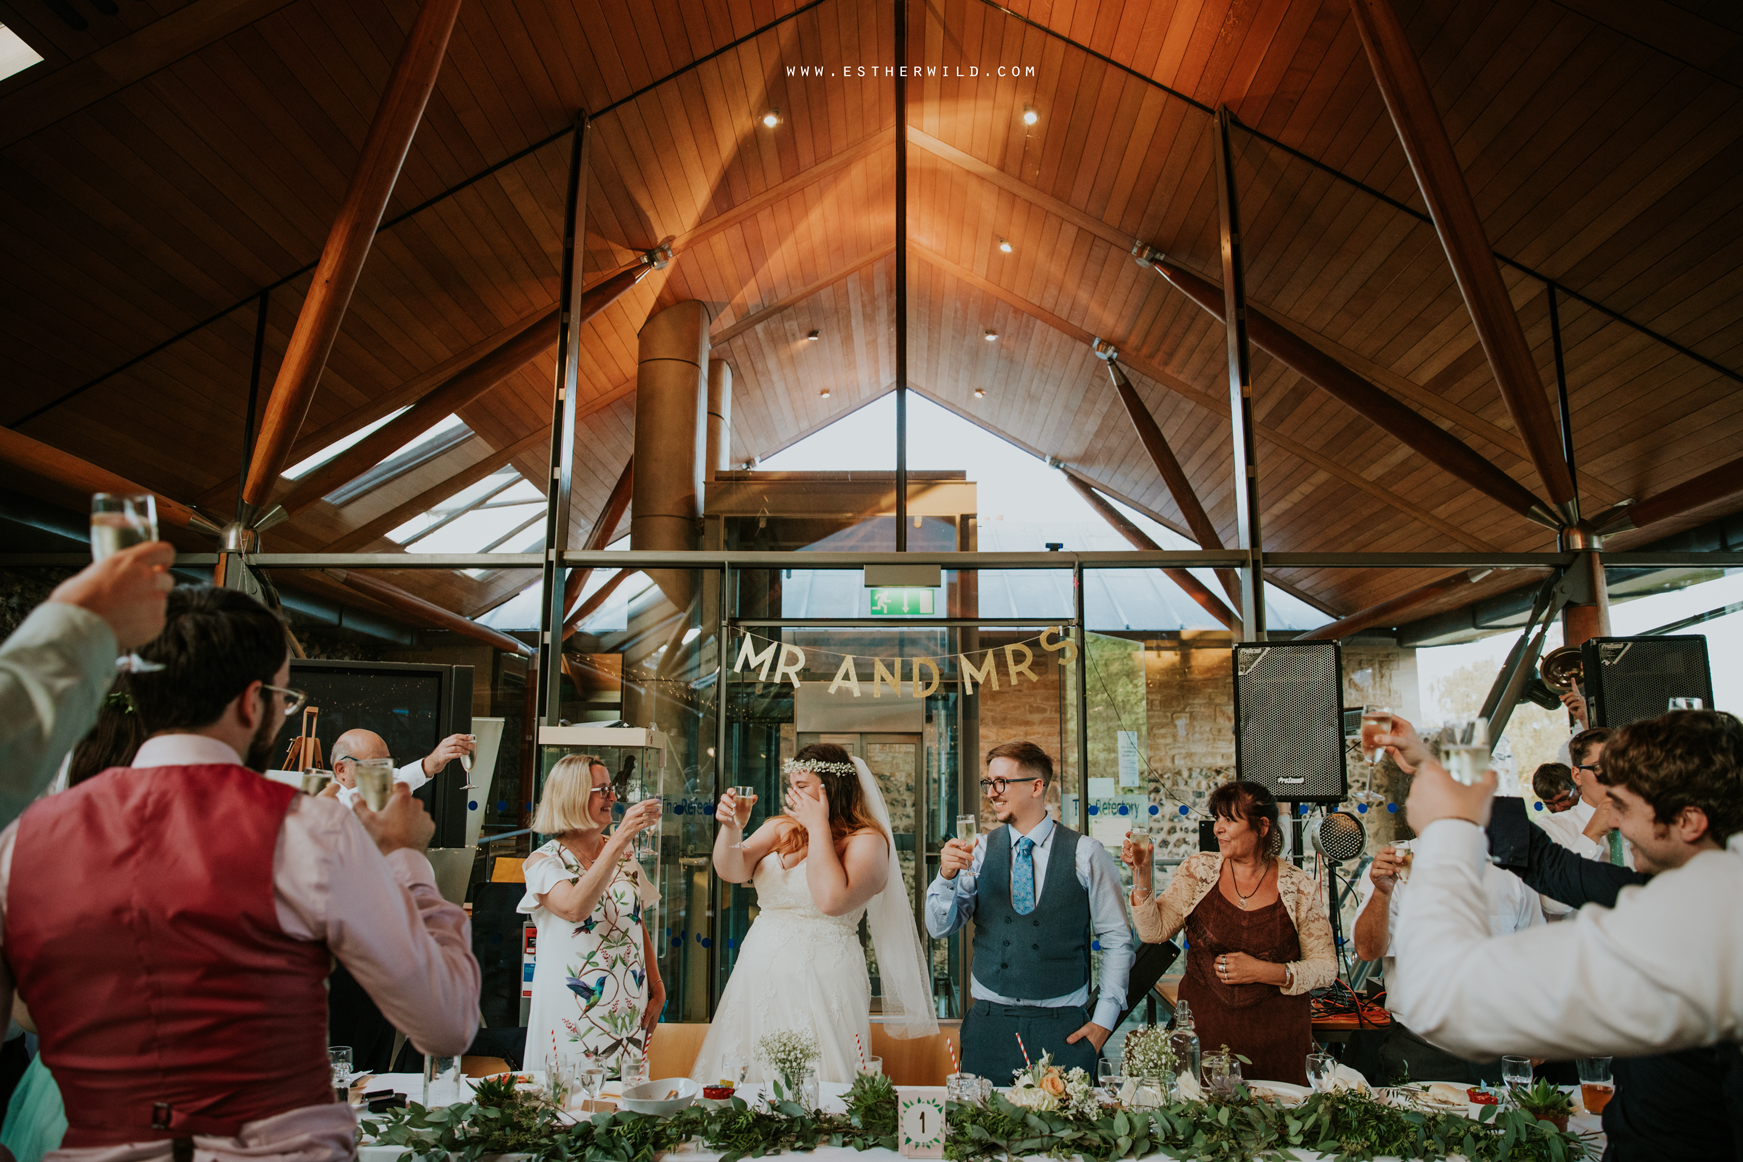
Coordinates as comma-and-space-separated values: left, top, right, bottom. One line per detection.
328, 1045, 353, 1091
1306, 1052, 1336, 1094
627, 788, 659, 862
730, 786, 757, 847
458, 734, 478, 789
580, 1053, 608, 1112
93, 493, 167, 674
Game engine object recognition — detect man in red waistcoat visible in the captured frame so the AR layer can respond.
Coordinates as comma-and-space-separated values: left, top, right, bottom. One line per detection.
0, 585, 480, 1160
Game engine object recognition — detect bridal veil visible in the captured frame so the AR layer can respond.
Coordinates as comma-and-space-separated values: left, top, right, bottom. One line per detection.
851, 755, 940, 1038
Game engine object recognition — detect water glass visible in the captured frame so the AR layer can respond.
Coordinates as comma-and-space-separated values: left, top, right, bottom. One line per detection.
859, 1054, 883, 1076
422, 1053, 464, 1107
580, 1053, 608, 1112
1128, 1076, 1168, 1110
1669, 697, 1704, 710
1306, 1052, 1336, 1093
1098, 1056, 1118, 1089
946, 1071, 975, 1101
1577, 1056, 1614, 1114
544, 1052, 576, 1109
620, 1052, 649, 1088
327, 1045, 353, 1090
1502, 1055, 1533, 1096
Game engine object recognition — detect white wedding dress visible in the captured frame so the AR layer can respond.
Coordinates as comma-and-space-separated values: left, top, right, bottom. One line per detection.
691, 852, 872, 1085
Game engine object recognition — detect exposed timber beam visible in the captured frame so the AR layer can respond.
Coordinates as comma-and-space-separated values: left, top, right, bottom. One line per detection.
1348, 0, 1577, 519
1297, 570, 1485, 641
239, 0, 463, 518
278, 254, 662, 516
1096, 353, 1243, 608
1139, 251, 1560, 529
909, 244, 1499, 552
1596, 454, 1743, 535
565, 567, 636, 636
0, 428, 217, 534
711, 244, 896, 347
0, 0, 299, 149
562, 458, 634, 617
322, 430, 549, 553
1060, 468, 1238, 629
322, 567, 531, 655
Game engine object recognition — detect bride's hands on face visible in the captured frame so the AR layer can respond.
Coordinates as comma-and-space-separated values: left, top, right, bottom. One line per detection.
785, 780, 831, 832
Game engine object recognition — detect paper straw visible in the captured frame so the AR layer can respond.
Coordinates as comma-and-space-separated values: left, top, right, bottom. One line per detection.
855, 1032, 866, 1068
947, 1037, 959, 1074
1015, 1032, 1031, 1069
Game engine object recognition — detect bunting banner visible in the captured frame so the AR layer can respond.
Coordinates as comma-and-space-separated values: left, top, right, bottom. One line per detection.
728, 626, 1078, 695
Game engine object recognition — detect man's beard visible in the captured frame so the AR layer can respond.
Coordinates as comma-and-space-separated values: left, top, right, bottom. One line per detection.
243, 713, 284, 772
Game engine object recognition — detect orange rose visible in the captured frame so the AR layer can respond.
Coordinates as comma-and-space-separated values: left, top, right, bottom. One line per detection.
1040, 1072, 1067, 1097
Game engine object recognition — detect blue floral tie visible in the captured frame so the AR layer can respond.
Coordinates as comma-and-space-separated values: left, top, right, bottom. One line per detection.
1012, 835, 1037, 916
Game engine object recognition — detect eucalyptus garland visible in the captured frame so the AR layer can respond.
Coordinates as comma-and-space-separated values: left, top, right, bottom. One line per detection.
367, 1073, 1593, 1162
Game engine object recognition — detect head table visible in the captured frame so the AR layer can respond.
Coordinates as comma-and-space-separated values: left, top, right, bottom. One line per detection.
352, 1076, 1606, 1162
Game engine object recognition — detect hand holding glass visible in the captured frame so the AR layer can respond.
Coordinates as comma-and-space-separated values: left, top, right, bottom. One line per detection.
92, 494, 167, 673
955, 813, 978, 844
731, 786, 757, 828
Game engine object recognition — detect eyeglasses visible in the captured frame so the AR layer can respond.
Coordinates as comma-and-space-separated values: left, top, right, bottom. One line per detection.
1575, 762, 1603, 775
978, 776, 1042, 796
588, 784, 618, 799
262, 684, 308, 717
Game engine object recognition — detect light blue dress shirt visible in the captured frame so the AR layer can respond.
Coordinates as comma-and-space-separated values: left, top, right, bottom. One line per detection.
924, 814, 1134, 1030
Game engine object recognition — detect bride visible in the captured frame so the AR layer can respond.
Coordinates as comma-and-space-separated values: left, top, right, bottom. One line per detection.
692, 743, 937, 1085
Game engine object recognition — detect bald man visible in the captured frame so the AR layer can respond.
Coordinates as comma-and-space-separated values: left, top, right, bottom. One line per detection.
326, 728, 474, 809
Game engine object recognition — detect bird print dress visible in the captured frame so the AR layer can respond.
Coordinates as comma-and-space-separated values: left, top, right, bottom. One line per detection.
520, 838, 658, 1071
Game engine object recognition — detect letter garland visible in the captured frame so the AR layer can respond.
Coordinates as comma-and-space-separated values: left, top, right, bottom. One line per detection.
729, 626, 1078, 694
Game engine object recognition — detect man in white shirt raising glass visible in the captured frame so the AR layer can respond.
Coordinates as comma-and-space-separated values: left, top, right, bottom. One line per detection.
1381, 709, 1743, 1063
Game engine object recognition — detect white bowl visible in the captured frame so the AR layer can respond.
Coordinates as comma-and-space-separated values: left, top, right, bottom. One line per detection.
620, 1077, 700, 1115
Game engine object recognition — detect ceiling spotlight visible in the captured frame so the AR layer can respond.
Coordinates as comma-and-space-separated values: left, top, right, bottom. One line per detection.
998, 238, 1012, 253
819, 388, 831, 398
974, 387, 986, 398
1022, 106, 1038, 126
807, 329, 820, 341
763, 108, 780, 127
984, 330, 998, 341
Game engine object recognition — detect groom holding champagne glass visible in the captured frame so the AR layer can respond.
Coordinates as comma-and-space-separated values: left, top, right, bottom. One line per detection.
926, 741, 1134, 1081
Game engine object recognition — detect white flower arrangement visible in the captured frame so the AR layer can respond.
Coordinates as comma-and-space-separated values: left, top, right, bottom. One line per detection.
1119, 1025, 1178, 1082
755, 1027, 821, 1090
1005, 1052, 1101, 1117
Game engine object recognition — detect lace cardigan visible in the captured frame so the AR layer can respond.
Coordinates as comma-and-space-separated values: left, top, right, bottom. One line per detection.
1128, 852, 1337, 995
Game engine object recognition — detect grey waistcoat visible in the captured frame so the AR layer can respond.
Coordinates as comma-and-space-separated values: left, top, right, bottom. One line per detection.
970, 822, 1091, 1001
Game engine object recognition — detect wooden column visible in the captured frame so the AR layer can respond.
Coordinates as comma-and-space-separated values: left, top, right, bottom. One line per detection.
1348, 0, 1577, 519
1213, 107, 1264, 639
239, 0, 463, 519
893, 0, 910, 552
1061, 469, 1237, 629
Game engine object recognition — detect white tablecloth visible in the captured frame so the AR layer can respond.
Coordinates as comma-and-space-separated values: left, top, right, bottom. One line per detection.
353, 1077, 1603, 1162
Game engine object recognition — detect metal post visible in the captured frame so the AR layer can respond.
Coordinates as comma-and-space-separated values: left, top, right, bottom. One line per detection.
710, 562, 730, 1018
1073, 560, 1090, 832
235, 290, 270, 523
1213, 107, 1264, 638
1548, 285, 1578, 499
537, 115, 592, 726
894, 0, 909, 553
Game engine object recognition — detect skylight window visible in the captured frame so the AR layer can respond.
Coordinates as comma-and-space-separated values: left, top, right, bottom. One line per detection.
0, 26, 43, 84
283, 409, 408, 479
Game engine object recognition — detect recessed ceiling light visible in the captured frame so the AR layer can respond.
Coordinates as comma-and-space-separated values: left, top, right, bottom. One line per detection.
763, 109, 780, 128
807, 329, 820, 341
819, 388, 831, 398
998, 238, 1012, 253
984, 330, 998, 341
1022, 106, 1038, 126
974, 388, 986, 398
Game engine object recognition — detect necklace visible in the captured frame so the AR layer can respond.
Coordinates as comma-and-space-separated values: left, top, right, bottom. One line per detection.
1230, 859, 1267, 909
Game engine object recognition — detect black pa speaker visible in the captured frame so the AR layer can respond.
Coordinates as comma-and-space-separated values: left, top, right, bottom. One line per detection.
1580, 635, 1714, 729
1232, 641, 1347, 804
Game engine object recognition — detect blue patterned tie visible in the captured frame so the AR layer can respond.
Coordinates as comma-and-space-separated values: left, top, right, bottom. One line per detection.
1012, 835, 1037, 916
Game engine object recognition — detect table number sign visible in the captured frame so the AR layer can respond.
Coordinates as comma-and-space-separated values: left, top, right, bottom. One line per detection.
897, 1087, 947, 1158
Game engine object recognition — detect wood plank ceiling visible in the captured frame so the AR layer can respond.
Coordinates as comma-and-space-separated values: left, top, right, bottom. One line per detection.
0, 0, 1739, 626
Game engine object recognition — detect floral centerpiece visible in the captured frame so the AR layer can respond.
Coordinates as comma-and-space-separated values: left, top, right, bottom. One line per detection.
1005, 1052, 1100, 1117
756, 1028, 821, 1096
1119, 1026, 1177, 1084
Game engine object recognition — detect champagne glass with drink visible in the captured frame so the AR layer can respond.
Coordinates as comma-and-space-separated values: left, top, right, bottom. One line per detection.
955, 813, 978, 847
92, 493, 166, 673
1444, 717, 1492, 786
1359, 706, 1393, 764
730, 785, 756, 847
1577, 1056, 1613, 1114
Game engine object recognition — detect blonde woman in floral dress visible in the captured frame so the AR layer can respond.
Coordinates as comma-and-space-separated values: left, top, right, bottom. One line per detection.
521, 754, 664, 1071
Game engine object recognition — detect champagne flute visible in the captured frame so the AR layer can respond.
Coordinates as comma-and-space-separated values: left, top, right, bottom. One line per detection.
955, 813, 978, 846
1359, 706, 1393, 764
731, 786, 757, 827
93, 493, 167, 673
1444, 717, 1491, 786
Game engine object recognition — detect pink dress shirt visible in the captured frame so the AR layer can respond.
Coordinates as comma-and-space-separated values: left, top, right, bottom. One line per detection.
0, 734, 480, 1162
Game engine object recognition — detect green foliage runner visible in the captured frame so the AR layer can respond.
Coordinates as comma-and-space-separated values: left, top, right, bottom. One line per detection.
367, 1074, 1593, 1162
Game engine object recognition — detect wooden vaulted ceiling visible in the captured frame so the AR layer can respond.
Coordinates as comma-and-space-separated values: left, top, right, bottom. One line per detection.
1, 0, 1740, 628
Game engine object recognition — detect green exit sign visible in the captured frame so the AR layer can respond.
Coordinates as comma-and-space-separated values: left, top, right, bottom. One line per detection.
869, 587, 936, 616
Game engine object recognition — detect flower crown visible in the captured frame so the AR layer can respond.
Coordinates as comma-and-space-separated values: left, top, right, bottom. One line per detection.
782, 757, 856, 778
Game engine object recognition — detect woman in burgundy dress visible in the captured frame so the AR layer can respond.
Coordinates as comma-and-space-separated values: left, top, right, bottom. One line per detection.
1124, 781, 1336, 1086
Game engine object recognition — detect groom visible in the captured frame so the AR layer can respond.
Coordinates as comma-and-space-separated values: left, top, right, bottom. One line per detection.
926, 741, 1133, 1082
